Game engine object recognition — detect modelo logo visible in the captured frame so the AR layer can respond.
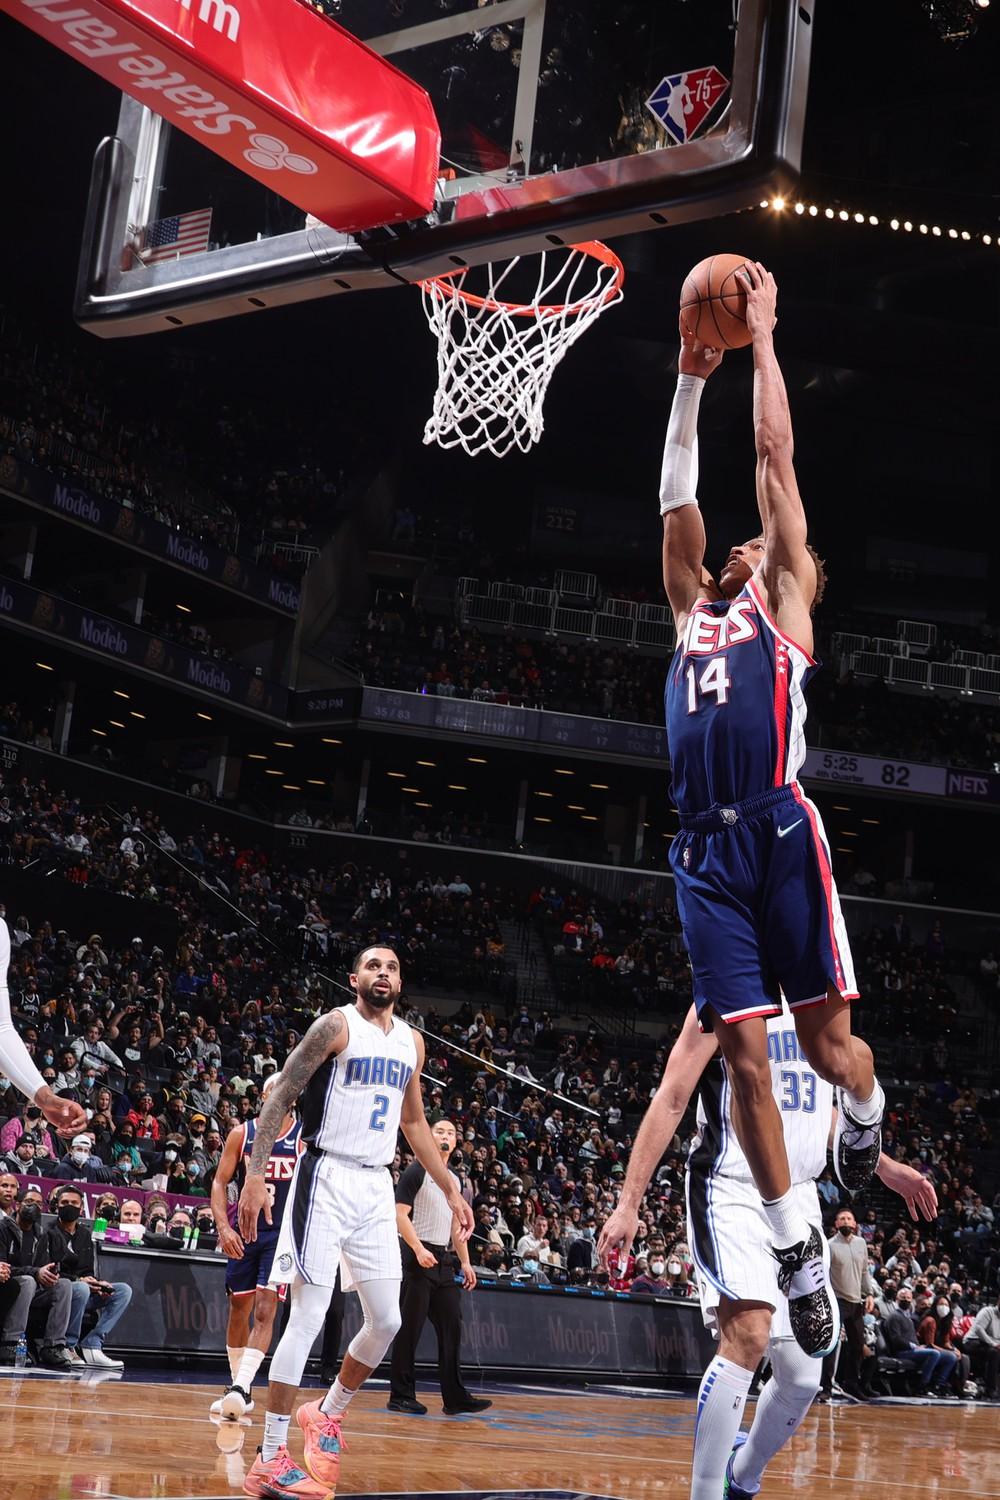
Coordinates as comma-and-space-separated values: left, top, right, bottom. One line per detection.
80, 616, 128, 654
52, 483, 102, 525
166, 533, 209, 571
19, 0, 318, 169
0, 587, 13, 614
268, 579, 300, 609
186, 659, 231, 694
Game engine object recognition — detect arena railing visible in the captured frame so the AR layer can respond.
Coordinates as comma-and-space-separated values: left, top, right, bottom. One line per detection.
461, 592, 677, 654
847, 650, 1000, 702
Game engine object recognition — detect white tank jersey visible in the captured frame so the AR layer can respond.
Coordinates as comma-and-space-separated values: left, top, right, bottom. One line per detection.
688, 1006, 833, 1187
298, 1003, 417, 1167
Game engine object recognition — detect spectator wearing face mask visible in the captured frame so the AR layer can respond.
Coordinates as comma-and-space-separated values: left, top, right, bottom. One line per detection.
48, 1185, 133, 1369
880, 1287, 956, 1395
821, 1209, 876, 1402
629, 1251, 674, 1295
141, 1134, 186, 1192
52, 1134, 119, 1184
0, 1103, 57, 1161
914, 1294, 961, 1395
4, 1188, 75, 1368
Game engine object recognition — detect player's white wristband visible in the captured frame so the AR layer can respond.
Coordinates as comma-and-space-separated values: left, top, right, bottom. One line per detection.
659, 373, 705, 515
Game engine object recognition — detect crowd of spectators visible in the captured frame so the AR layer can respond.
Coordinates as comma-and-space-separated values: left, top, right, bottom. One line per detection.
348, 599, 1000, 772
0, 317, 362, 565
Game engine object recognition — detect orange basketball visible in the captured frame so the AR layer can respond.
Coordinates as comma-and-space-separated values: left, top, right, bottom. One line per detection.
679, 253, 753, 350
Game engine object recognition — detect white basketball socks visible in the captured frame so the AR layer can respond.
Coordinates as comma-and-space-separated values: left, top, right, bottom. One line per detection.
321, 1377, 357, 1418
732, 1340, 820, 1492
235, 1347, 266, 1393
761, 1188, 810, 1250
842, 1079, 884, 1126
261, 1412, 290, 1462
226, 1346, 246, 1381
690, 1356, 754, 1500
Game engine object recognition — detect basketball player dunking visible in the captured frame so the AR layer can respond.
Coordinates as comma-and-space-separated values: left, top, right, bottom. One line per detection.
237, 946, 474, 1500
659, 261, 885, 1356
599, 1004, 936, 1500
210, 1071, 303, 1423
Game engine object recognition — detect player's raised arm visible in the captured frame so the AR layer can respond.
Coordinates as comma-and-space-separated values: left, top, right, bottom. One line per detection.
399, 1033, 474, 1241
238, 1009, 345, 1240
659, 319, 724, 629
740, 261, 817, 609
598, 1006, 718, 1266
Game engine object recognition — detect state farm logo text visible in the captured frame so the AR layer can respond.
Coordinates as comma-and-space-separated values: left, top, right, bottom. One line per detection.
175, 0, 240, 43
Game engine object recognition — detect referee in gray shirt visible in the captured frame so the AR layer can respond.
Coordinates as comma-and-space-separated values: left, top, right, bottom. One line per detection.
388, 1118, 492, 1416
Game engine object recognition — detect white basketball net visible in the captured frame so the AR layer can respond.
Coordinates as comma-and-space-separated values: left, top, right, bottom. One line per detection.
419, 242, 624, 458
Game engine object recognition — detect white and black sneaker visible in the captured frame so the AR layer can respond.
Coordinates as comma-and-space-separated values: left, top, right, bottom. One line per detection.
219, 1383, 253, 1421
834, 1086, 884, 1192
773, 1227, 841, 1359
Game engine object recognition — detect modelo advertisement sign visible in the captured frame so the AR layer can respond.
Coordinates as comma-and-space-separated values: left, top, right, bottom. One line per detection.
99, 1244, 713, 1376
0, 574, 282, 713
0, 453, 299, 614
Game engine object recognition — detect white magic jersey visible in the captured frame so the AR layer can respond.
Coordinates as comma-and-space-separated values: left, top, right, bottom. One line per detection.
689, 1006, 833, 1187
298, 1003, 417, 1167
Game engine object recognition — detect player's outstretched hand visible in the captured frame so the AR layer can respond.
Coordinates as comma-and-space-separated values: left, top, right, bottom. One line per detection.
449, 1190, 474, 1242
736, 260, 778, 339
217, 1223, 245, 1260
237, 1176, 271, 1242
597, 1202, 638, 1271
877, 1155, 939, 1222
35, 1086, 87, 1139
678, 312, 724, 380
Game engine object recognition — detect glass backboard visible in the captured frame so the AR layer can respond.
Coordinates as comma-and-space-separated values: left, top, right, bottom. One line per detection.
74, 0, 814, 335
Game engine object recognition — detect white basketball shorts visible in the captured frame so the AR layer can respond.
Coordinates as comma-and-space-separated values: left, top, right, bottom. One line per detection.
686, 1175, 827, 1341
270, 1150, 401, 1291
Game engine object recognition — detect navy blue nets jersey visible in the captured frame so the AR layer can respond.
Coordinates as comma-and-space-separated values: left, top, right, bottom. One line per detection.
238, 1116, 302, 1230
665, 579, 817, 815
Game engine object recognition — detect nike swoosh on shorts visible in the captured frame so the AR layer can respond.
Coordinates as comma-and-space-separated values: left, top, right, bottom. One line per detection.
776, 820, 803, 838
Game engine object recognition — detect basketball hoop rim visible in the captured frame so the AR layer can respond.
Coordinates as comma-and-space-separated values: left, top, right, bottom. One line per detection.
419, 240, 625, 319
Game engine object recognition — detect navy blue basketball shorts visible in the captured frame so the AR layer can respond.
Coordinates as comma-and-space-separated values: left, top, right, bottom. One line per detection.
669, 782, 859, 1027
225, 1229, 287, 1298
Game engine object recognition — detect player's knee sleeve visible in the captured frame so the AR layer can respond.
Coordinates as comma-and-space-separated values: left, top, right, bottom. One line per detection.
769, 1336, 822, 1405
268, 1280, 332, 1388
347, 1279, 402, 1369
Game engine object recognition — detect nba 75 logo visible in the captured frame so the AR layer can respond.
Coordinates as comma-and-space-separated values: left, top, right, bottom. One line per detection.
645, 66, 730, 146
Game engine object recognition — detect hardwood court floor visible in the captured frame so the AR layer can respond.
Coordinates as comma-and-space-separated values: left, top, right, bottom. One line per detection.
0, 1374, 998, 1500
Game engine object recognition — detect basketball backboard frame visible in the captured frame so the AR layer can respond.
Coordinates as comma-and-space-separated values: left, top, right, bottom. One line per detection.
74, 0, 814, 337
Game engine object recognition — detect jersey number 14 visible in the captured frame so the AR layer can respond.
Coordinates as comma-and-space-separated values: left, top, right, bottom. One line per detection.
686, 657, 731, 712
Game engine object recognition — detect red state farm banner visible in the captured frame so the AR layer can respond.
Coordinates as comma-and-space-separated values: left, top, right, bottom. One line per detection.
5, 0, 441, 232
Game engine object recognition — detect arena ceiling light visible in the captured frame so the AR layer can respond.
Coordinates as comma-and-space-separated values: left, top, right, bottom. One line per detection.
417, 760, 436, 767
589, 782, 609, 790
467, 756, 487, 763
35, 661, 53, 671
580, 815, 599, 822
275, 740, 295, 748
415, 801, 432, 808
387, 771, 406, 779
567, 805, 586, 811
176, 604, 192, 614
554, 768, 574, 775
533, 816, 552, 824
322, 737, 343, 745
113, 690, 129, 699
130, 712, 146, 720
863, 818, 881, 825
401, 786, 420, 793
109, 720, 126, 729
197, 712, 213, 721
265, 770, 284, 777
283, 784, 302, 791
534, 791, 554, 798
307, 779, 326, 786
92, 728, 107, 737
448, 784, 467, 791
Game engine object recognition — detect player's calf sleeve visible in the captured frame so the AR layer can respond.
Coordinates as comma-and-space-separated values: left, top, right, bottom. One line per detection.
689, 1356, 754, 1500
732, 1338, 820, 1493
346, 1278, 402, 1369
268, 1281, 332, 1388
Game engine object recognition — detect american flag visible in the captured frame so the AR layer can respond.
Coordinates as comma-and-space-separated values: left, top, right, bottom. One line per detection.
142, 208, 213, 263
